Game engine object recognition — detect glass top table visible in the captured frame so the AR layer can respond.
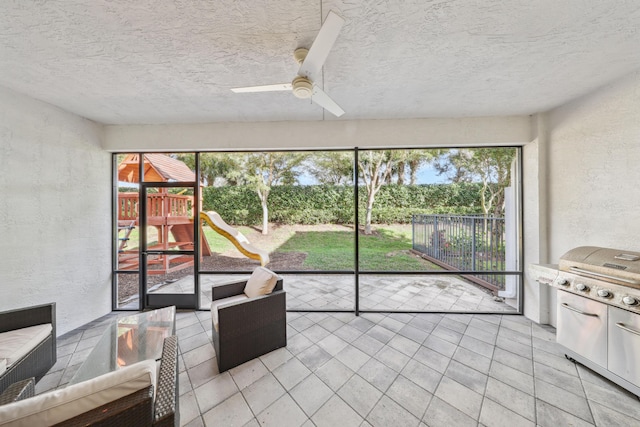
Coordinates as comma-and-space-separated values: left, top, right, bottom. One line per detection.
70, 306, 176, 385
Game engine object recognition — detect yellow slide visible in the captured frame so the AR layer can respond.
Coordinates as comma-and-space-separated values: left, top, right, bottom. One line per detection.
200, 211, 270, 266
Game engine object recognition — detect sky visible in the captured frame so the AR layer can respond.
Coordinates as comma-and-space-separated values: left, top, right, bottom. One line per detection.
297, 163, 447, 186
120, 163, 447, 188
415, 164, 447, 184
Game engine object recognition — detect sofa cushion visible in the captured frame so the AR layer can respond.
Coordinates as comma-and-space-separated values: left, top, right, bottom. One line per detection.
211, 294, 249, 331
0, 324, 52, 367
0, 359, 6, 375
243, 267, 278, 298
0, 359, 157, 426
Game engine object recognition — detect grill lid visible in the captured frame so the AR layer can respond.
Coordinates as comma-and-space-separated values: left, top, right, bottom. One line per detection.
559, 246, 640, 287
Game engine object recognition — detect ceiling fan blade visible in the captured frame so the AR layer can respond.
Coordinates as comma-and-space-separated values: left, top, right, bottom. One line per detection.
298, 10, 344, 82
311, 86, 345, 117
231, 83, 292, 93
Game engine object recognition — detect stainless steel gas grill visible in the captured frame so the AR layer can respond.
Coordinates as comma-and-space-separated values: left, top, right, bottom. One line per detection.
530, 246, 640, 397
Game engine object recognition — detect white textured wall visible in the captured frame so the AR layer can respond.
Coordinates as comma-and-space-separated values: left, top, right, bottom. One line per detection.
0, 87, 111, 335
103, 116, 531, 151
547, 71, 640, 259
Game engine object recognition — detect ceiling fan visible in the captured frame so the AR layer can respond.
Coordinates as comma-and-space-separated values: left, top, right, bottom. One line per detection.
231, 10, 345, 117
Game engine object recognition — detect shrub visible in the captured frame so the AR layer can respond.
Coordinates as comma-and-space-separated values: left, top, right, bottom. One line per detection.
202, 183, 485, 226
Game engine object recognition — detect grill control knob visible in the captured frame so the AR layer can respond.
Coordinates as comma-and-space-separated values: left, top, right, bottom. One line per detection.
597, 289, 612, 298
576, 283, 589, 292
556, 278, 569, 286
623, 296, 639, 306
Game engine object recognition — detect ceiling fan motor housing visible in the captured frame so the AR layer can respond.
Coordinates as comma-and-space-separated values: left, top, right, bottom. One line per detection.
292, 76, 313, 99
293, 48, 309, 65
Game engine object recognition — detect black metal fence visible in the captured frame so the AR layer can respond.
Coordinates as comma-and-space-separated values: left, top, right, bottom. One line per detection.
412, 214, 506, 290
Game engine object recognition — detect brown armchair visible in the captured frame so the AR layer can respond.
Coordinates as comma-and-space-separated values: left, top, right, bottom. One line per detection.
210, 269, 287, 372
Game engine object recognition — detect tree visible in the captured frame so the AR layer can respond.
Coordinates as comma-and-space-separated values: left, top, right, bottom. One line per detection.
176, 153, 240, 186
407, 149, 437, 185
391, 149, 437, 185
433, 148, 516, 217
307, 152, 353, 185
433, 150, 473, 184
227, 152, 308, 234
433, 148, 515, 254
358, 150, 398, 234
393, 160, 406, 185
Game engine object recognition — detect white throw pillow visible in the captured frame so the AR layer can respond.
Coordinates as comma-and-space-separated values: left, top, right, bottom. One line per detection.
243, 267, 278, 298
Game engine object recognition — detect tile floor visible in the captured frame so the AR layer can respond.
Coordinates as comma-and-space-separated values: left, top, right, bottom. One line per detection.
140, 273, 518, 312
39, 310, 640, 427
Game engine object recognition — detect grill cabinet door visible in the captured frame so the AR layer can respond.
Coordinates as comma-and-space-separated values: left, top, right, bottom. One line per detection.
608, 306, 640, 388
557, 291, 608, 367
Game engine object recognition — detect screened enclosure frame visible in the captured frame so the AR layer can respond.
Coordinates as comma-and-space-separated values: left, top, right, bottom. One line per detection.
112, 147, 524, 315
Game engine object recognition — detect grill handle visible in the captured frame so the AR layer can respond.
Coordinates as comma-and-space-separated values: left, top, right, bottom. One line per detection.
561, 302, 599, 317
615, 322, 640, 337
569, 267, 640, 286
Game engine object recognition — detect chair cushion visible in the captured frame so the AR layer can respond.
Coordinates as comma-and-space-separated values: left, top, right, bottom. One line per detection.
0, 324, 52, 367
243, 267, 278, 298
211, 294, 249, 331
0, 359, 157, 426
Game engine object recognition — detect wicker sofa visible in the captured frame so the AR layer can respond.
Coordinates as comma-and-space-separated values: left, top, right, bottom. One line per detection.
211, 268, 287, 372
0, 335, 179, 426
0, 303, 56, 395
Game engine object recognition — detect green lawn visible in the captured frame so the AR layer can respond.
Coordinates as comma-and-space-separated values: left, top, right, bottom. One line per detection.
276, 226, 440, 271
120, 223, 440, 271
277, 231, 355, 270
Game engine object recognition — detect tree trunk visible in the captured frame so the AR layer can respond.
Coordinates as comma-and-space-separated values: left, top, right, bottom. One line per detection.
261, 200, 269, 235
408, 160, 419, 185
364, 192, 376, 234
257, 188, 270, 235
396, 162, 405, 185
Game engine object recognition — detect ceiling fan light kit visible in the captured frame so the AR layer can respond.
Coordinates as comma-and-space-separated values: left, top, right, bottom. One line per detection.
231, 10, 345, 117
292, 76, 313, 99
293, 48, 309, 65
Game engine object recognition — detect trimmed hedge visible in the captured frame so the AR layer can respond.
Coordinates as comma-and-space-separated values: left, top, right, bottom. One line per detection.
202, 183, 486, 226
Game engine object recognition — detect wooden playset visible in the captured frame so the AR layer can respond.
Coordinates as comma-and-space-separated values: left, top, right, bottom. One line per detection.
116, 154, 211, 275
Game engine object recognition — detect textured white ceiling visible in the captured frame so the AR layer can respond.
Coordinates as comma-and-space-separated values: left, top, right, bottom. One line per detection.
1, 1, 639, 124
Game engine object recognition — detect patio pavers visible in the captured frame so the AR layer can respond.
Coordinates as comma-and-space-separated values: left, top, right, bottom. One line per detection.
134, 273, 518, 312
